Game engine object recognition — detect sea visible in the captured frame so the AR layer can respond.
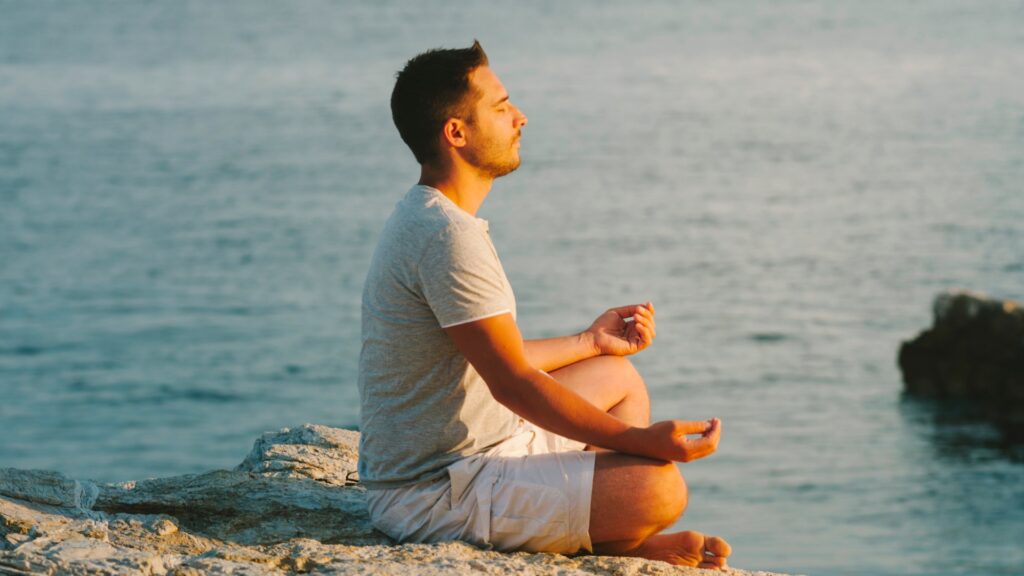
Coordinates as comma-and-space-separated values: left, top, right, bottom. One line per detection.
1, 2, 1022, 575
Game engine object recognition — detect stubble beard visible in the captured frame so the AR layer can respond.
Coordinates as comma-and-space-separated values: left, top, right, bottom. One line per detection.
469, 135, 522, 179
484, 154, 520, 179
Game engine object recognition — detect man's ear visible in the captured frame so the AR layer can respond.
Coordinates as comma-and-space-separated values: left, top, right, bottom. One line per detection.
442, 118, 468, 149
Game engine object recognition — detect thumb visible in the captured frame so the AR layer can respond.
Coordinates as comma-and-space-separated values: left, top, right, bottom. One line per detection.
674, 420, 713, 435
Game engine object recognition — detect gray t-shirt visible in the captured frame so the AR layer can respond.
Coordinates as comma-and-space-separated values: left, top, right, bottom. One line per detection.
357, 185, 520, 490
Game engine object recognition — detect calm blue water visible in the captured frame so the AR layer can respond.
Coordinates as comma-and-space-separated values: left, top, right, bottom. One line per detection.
2, 2, 1023, 574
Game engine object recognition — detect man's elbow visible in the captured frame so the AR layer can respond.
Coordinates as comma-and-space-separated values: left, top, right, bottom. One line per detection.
483, 367, 537, 412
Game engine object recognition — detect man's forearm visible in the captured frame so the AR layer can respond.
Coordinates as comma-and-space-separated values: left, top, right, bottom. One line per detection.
523, 332, 599, 372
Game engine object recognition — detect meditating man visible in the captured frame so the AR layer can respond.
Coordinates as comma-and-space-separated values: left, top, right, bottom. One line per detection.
357, 41, 732, 570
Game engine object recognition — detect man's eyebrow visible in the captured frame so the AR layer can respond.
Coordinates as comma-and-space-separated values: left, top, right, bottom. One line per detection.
492, 94, 510, 106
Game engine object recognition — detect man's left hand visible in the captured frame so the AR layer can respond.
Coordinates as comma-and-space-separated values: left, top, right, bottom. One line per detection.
584, 301, 656, 357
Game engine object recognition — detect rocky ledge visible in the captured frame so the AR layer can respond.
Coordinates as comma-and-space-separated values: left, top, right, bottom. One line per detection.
1, 424, 789, 575
899, 290, 1024, 438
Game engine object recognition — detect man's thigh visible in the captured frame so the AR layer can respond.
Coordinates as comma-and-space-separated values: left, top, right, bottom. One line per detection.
368, 441, 596, 554
477, 449, 596, 553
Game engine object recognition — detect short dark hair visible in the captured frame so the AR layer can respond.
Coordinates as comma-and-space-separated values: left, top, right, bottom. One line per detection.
391, 40, 489, 165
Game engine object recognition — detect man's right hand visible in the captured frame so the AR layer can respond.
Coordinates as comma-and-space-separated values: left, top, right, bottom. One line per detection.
632, 418, 721, 463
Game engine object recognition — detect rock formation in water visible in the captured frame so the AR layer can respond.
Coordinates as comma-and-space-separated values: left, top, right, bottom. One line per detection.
898, 290, 1024, 437
1, 424, 791, 575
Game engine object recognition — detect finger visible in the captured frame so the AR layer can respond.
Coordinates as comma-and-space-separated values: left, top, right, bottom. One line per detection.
635, 322, 653, 345
676, 420, 713, 435
701, 419, 721, 445
642, 304, 654, 326
682, 436, 718, 461
705, 417, 721, 439
685, 425, 722, 458
643, 305, 656, 331
606, 303, 648, 319
635, 313, 656, 339
637, 311, 657, 338
634, 308, 653, 326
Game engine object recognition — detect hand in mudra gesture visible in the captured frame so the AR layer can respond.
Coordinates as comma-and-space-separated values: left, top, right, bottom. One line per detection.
585, 301, 656, 356
644, 418, 721, 463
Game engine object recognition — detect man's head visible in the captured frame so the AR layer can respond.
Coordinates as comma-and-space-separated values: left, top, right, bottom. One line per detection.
391, 41, 527, 176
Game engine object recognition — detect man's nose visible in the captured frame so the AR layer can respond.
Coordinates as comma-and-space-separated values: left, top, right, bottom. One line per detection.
515, 106, 528, 128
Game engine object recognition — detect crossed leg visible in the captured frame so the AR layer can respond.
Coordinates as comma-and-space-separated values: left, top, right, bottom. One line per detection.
548, 355, 732, 570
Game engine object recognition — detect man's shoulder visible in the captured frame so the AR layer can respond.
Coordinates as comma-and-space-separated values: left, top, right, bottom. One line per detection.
387, 186, 484, 244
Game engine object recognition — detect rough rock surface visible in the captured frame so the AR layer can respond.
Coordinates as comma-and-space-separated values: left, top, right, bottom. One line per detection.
236, 425, 361, 487
1, 424, 793, 575
899, 290, 1024, 437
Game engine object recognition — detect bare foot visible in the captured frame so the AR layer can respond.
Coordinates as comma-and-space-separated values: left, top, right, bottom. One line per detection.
631, 530, 732, 570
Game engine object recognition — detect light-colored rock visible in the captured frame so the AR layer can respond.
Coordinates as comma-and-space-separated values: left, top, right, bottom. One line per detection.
0, 469, 98, 510
0, 424, 797, 576
148, 518, 178, 537
93, 469, 384, 546
237, 424, 360, 486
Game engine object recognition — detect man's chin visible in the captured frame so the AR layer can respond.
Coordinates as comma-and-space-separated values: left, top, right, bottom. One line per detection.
489, 158, 521, 179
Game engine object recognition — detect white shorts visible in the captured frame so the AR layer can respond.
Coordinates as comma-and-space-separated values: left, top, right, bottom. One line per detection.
365, 420, 597, 554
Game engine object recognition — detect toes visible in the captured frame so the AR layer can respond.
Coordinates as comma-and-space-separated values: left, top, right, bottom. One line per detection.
698, 557, 728, 571
665, 531, 732, 570
704, 535, 732, 558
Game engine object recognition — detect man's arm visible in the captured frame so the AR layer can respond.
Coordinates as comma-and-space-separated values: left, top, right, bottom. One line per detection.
523, 302, 658, 372
445, 312, 719, 462
522, 333, 599, 373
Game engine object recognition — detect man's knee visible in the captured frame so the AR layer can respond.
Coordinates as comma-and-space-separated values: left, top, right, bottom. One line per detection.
650, 461, 687, 530
604, 355, 644, 384
611, 356, 650, 425
632, 460, 687, 533
591, 455, 687, 545
602, 356, 649, 401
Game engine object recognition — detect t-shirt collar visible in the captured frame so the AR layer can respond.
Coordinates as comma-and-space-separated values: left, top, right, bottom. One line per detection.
414, 185, 490, 231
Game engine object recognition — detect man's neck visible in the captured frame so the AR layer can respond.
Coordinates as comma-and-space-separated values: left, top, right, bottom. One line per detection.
418, 162, 493, 217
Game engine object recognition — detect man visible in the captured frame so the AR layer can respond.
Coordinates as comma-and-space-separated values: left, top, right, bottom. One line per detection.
358, 41, 732, 569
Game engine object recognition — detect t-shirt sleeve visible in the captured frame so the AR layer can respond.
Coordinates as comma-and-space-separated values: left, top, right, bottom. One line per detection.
418, 224, 511, 329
